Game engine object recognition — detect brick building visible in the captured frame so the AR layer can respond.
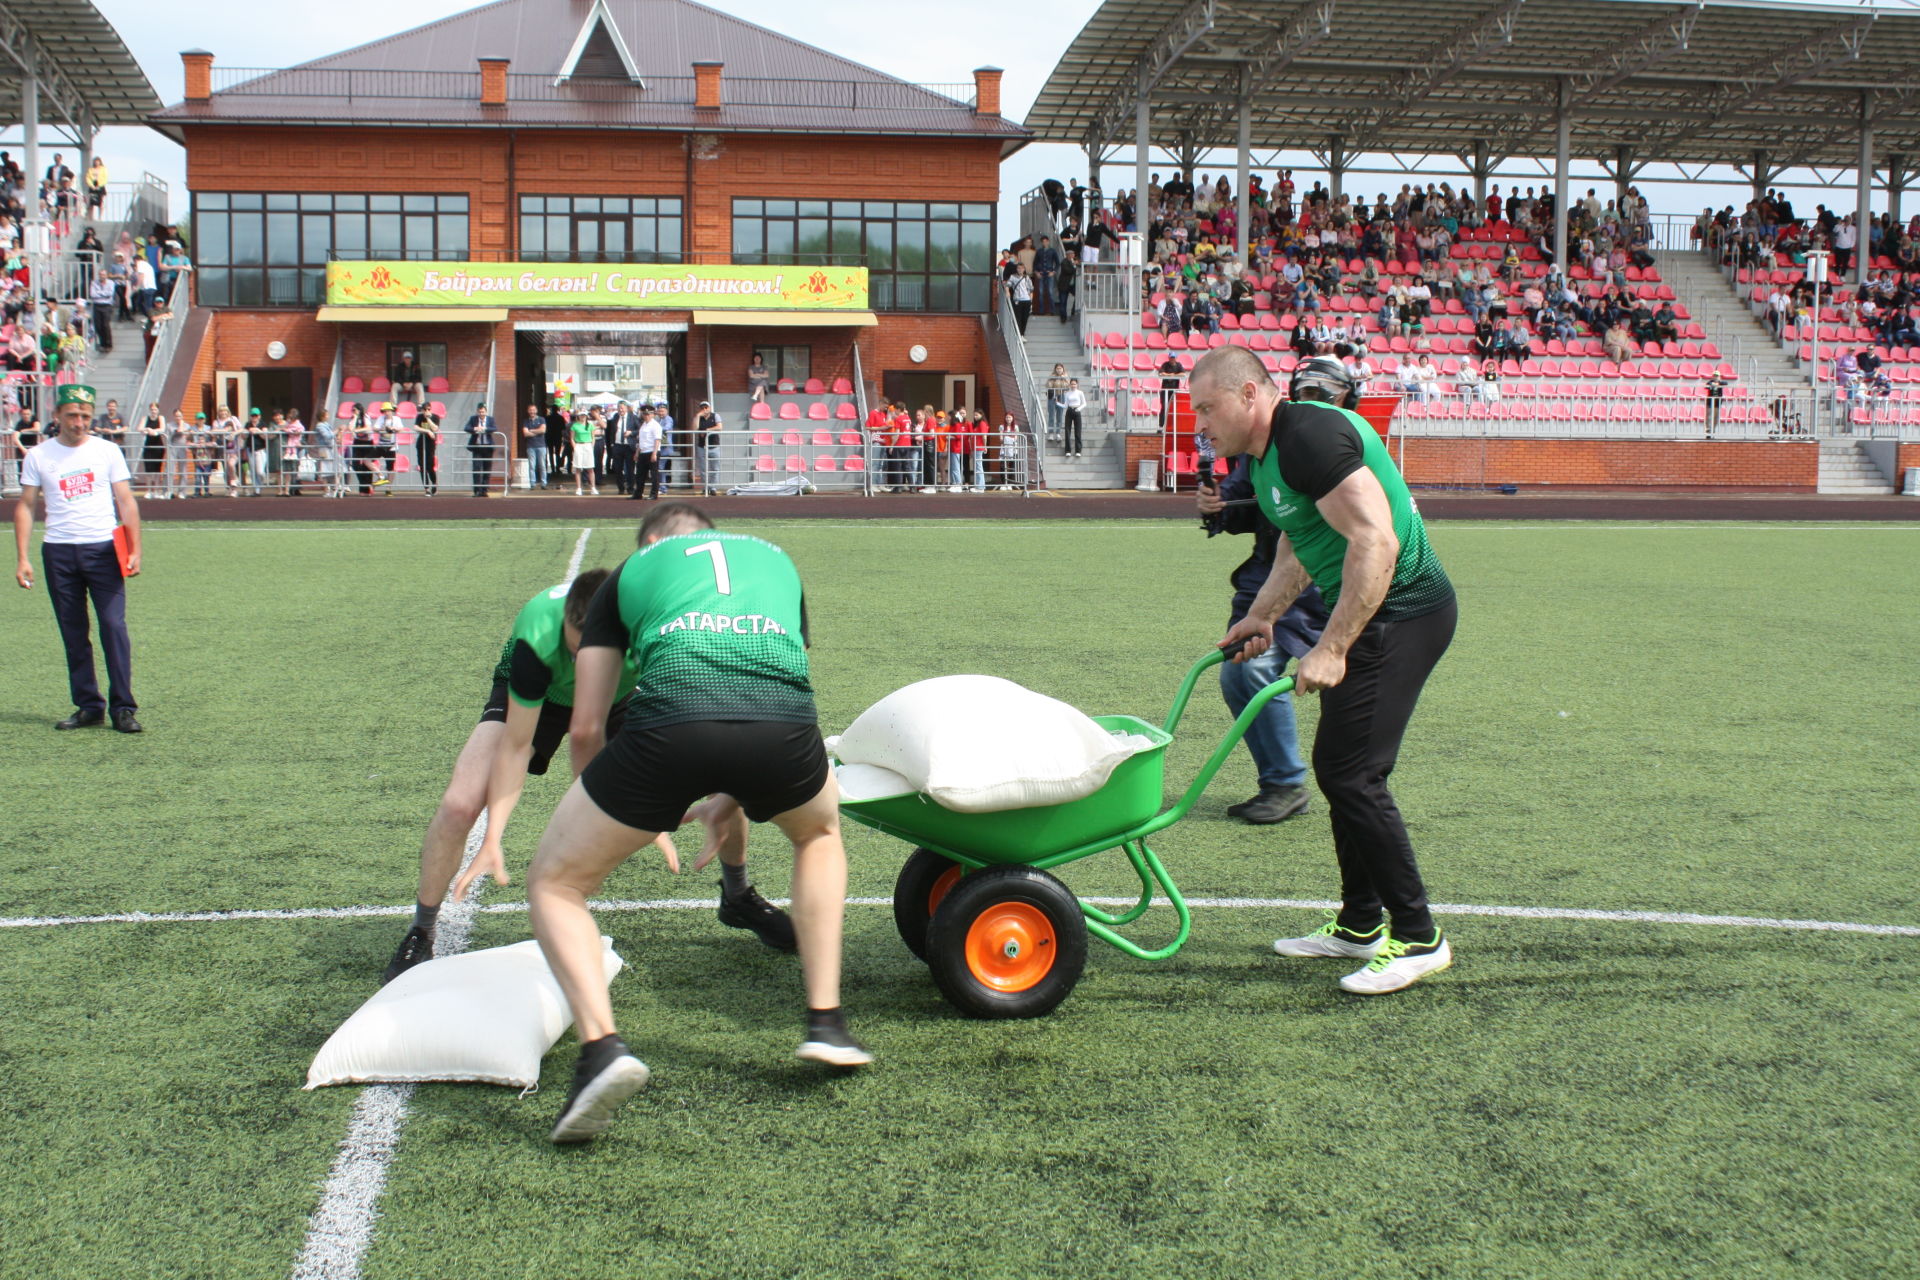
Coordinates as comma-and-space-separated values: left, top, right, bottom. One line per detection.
147, 0, 1027, 443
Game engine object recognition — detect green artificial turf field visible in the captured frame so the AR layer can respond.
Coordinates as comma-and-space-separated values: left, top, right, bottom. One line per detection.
2, 518, 1916, 1280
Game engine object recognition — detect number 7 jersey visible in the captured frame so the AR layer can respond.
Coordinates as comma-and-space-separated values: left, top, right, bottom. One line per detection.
579, 531, 817, 730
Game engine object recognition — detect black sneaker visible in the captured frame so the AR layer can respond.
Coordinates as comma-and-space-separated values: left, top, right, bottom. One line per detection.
796, 1023, 874, 1068
381, 925, 436, 985
54, 710, 105, 730
717, 883, 798, 953
1229, 785, 1311, 825
550, 1036, 650, 1144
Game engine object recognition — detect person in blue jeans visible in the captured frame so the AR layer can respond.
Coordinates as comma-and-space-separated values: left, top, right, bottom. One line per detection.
522, 405, 551, 489
1197, 454, 1327, 823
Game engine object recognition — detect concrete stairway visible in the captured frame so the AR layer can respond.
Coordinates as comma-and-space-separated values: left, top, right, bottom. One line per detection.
1661, 251, 1806, 384
1817, 439, 1896, 495
1014, 314, 1127, 489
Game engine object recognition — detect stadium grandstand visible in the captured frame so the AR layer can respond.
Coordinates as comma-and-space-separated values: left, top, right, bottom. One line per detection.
1011, 0, 1920, 495
1, 0, 168, 439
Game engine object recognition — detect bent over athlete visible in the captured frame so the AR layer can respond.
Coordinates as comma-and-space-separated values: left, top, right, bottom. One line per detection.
533, 503, 868, 1145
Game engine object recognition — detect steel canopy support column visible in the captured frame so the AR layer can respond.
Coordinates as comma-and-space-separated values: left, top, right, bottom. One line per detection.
1553, 79, 1571, 272
21, 54, 38, 228
1888, 153, 1909, 231
1234, 74, 1251, 263
1086, 144, 1102, 195
1612, 144, 1634, 211
1327, 134, 1346, 202
1135, 72, 1150, 239
1854, 92, 1873, 289
1750, 150, 1771, 206
1471, 139, 1491, 208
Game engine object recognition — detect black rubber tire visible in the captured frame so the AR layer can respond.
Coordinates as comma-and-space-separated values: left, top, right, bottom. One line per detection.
926, 866, 1088, 1019
893, 847, 963, 962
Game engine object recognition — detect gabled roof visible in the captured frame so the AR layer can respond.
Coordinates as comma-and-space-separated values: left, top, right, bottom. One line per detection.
149, 0, 1028, 150
555, 0, 643, 85
0, 0, 161, 133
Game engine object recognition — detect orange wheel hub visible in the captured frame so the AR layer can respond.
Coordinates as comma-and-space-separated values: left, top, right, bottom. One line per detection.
929, 865, 964, 916
964, 902, 1057, 992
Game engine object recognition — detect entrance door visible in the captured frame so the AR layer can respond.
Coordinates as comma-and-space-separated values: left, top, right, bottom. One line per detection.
246, 366, 314, 426
215, 370, 249, 419
945, 374, 977, 417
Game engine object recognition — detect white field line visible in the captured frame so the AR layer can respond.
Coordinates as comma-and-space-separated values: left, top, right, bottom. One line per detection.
5, 894, 1915, 939
287, 527, 590, 1280
147, 522, 1920, 534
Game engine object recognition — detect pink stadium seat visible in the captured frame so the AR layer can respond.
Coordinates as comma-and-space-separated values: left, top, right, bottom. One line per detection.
371, 377, 391, 394
781, 430, 803, 446
394, 454, 412, 473
785, 454, 805, 471
337, 402, 355, 418
838, 430, 862, 446
397, 401, 417, 419
812, 456, 838, 472
835, 404, 859, 420
807, 403, 829, 420
776, 379, 797, 394
755, 456, 777, 472
843, 454, 865, 472
341, 377, 365, 394
1146, 332, 1168, 350
429, 401, 446, 417
778, 403, 801, 420
752, 430, 775, 446
830, 377, 854, 396
750, 402, 772, 420
427, 377, 450, 394
803, 378, 826, 395
810, 429, 834, 445
395, 429, 416, 446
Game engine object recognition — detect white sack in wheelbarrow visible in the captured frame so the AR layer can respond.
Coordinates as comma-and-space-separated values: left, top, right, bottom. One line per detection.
828, 675, 1153, 813
304, 936, 624, 1090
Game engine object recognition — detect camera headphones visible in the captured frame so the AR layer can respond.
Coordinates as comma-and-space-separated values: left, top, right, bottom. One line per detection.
1288, 356, 1361, 410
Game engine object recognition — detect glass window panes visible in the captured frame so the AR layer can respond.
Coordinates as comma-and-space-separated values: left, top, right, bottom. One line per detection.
514, 196, 684, 263
191, 192, 472, 307
727, 198, 993, 312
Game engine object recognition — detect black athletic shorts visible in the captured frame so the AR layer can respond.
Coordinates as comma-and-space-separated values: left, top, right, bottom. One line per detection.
479, 679, 626, 776
581, 719, 830, 833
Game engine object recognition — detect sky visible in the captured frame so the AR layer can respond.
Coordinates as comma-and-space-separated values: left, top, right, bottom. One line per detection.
16, 0, 1903, 243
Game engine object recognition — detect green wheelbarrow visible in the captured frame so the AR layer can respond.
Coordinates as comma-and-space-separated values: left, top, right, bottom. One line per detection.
838, 648, 1295, 1019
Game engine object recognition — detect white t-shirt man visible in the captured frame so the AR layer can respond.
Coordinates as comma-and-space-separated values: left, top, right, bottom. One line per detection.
634, 417, 662, 456
21, 435, 129, 544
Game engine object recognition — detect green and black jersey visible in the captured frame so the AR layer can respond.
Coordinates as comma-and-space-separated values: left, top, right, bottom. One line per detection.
1249, 401, 1454, 620
579, 532, 816, 730
492, 582, 641, 708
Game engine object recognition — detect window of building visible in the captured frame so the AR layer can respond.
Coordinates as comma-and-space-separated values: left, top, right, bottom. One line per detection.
385, 342, 448, 388
752, 345, 811, 386
518, 196, 683, 263
192, 193, 470, 307
731, 199, 993, 313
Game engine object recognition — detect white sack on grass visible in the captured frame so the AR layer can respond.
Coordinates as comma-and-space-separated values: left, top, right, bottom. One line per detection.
829, 675, 1146, 814
305, 936, 624, 1090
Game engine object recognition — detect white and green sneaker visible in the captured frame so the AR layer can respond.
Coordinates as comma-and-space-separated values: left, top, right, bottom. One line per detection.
1272, 916, 1387, 959
1339, 931, 1452, 995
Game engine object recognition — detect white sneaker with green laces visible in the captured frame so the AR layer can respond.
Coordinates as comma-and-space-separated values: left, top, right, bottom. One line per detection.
1339, 932, 1452, 995
1272, 917, 1387, 959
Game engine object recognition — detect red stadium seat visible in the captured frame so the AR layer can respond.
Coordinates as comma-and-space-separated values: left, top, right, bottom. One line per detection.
807, 403, 830, 420
371, 377, 391, 394
778, 403, 801, 419
752, 430, 774, 446
777, 379, 797, 394
811, 429, 834, 445
785, 454, 805, 471
782, 430, 803, 446
750, 402, 772, 420
835, 403, 859, 420
843, 454, 866, 472
812, 456, 838, 472
803, 378, 826, 395
830, 377, 854, 395
839, 430, 862, 445
755, 456, 777, 472
427, 377, 450, 394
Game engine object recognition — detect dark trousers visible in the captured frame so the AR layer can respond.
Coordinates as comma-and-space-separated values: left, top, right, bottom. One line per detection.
607, 445, 634, 494
1014, 300, 1032, 334
1062, 408, 1083, 454
43, 540, 135, 716
1035, 272, 1055, 314
416, 436, 437, 494
350, 445, 375, 494
471, 447, 497, 496
629, 451, 659, 499
1314, 598, 1457, 940
91, 303, 114, 352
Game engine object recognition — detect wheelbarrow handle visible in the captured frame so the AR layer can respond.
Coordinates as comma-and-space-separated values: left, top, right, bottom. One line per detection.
1161, 644, 1249, 737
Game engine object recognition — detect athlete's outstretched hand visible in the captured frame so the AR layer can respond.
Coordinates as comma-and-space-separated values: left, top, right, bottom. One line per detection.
453, 838, 509, 901
651, 831, 681, 875
685, 795, 746, 872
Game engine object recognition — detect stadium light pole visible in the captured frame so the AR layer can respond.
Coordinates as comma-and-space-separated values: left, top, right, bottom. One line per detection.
1807, 248, 1828, 437
1854, 91, 1873, 292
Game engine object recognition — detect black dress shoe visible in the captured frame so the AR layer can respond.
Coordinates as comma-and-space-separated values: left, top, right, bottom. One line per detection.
55, 710, 105, 730
112, 709, 144, 734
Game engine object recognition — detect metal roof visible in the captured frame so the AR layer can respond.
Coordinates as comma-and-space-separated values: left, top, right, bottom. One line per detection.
1025, 0, 1920, 173
0, 0, 162, 134
149, 0, 1028, 148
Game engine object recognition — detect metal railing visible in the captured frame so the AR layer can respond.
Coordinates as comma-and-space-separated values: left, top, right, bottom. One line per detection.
994, 286, 1050, 488
127, 276, 190, 421
209, 67, 974, 110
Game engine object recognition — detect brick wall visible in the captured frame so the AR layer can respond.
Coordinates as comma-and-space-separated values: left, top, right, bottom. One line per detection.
1396, 438, 1818, 490
693, 315, 991, 416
